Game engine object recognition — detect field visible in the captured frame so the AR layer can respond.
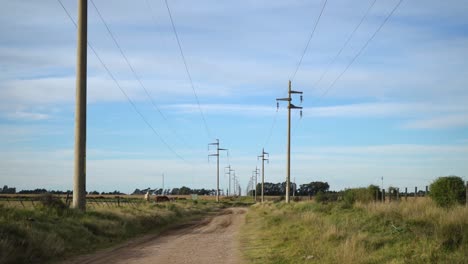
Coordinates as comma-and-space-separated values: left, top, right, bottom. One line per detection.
0, 197, 227, 264
241, 198, 468, 264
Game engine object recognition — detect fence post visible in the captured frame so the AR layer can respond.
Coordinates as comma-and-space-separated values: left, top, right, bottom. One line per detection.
397, 188, 400, 201
382, 189, 385, 203
425, 186, 428, 197
405, 187, 407, 201
415, 187, 417, 199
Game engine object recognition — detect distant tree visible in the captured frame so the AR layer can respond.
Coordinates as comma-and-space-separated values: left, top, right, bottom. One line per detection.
430, 176, 466, 207
131, 189, 143, 195
18, 188, 46, 194
1, 185, 16, 194
178, 186, 192, 195
170, 188, 180, 195
298, 181, 329, 196
89, 191, 99, 195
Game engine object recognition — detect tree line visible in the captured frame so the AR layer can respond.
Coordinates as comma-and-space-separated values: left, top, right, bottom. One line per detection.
248, 181, 330, 196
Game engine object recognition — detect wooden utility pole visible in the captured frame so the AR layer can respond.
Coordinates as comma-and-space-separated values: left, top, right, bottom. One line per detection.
73, 0, 87, 211
258, 148, 269, 203
276, 80, 302, 203
208, 139, 227, 202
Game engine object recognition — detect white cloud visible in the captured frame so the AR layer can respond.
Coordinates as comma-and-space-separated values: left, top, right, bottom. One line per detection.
403, 114, 468, 129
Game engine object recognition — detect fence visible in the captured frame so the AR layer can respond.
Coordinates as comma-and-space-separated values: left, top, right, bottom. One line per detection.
376, 186, 430, 203
0, 194, 145, 209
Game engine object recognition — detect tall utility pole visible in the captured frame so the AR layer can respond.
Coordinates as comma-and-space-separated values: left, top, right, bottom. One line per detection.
162, 173, 165, 194
253, 167, 259, 202
208, 139, 228, 202
276, 80, 303, 203
258, 148, 269, 203
225, 166, 234, 196
73, 0, 88, 211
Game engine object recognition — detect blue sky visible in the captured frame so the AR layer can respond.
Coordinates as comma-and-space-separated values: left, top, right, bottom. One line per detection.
1, 0, 467, 193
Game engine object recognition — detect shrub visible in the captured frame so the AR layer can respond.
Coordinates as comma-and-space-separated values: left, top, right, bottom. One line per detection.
343, 186, 378, 205
39, 193, 67, 210
430, 176, 466, 207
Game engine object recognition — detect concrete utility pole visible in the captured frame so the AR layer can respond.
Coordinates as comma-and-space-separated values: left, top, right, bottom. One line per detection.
258, 148, 269, 203
208, 139, 228, 202
276, 80, 302, 203
225, 166, 234, 196
73, 0, 88, 211
253, 167, 259, 202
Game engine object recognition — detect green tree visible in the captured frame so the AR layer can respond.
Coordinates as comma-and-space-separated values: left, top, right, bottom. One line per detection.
430, 176, 466, 207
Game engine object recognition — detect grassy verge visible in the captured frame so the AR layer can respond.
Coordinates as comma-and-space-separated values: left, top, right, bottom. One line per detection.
241, 199, 468, 263
0, 199, 222, 264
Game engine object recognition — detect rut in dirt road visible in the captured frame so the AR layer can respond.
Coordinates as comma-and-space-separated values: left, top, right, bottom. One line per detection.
68, 207, 247, 264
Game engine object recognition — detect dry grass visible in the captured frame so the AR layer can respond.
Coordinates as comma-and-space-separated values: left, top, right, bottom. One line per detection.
0, 200, 221, 264
241, 199, 468, 263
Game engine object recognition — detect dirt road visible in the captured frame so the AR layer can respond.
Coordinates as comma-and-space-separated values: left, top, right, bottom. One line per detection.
67, 207, 247, 264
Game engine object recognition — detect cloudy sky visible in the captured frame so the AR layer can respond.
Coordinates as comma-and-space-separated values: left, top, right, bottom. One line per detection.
1, 0, 467, 193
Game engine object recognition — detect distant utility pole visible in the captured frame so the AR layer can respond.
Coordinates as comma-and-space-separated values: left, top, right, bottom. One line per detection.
293, 177, 296, 197
225, 166, 234, 196
253, 167, 259, 202
208, 139, 228, 202
73, 0, 88, 211
162, 173, 165, 194
276, 80, 303, 203
258, 148, 269, 203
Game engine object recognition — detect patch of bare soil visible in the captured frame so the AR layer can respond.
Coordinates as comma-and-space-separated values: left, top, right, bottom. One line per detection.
64, 207, 247, 264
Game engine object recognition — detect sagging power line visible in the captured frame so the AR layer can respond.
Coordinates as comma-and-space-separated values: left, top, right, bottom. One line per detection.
90, 0, 193, 150
316, 0, 404, 101
57, 0, 188, 163
312, 0, 377, 90
290, 0, 328, 81
164, 0, 213, 139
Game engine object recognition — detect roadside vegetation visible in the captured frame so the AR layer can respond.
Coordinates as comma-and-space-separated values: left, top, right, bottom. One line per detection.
0, 195, 223, 264
241, 197, 468, 263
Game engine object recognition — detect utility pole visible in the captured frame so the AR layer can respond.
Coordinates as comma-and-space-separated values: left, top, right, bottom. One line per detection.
162, 173, 165, 194
276, 80, 302, 203
208, 139, 228, 202
258, 149, 269, 203
73, 0, 88, 211
253, 167, 259, 202
225, 166, 234, 196
293, 177, 296, 197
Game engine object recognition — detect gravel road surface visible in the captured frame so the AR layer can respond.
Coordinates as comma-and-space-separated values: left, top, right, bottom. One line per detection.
66, 207, 247, 264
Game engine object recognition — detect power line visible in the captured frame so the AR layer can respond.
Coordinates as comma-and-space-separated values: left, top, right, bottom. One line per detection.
89, 0, 192, 149
290, 0, 328, 81
317, 0, 404, 100
164, 0, 212, 139
312, 0, 377, 90
57, 0, 187, 162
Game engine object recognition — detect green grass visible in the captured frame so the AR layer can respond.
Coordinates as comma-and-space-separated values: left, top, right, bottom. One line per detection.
241, 199, 468, 264
0, 200, 222, 264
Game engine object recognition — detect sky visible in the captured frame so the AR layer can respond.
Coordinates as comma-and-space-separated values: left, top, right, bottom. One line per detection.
1, 0, 467, 194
